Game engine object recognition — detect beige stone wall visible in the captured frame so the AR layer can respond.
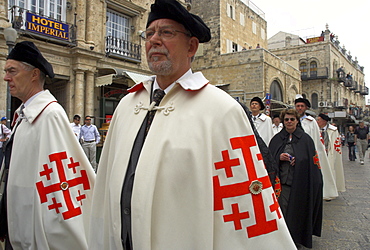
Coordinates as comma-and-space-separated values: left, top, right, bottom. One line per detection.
270, 39, 366, 110
0, 0, 152, 122
193, 48, 301, 104
220, 0, 267, 53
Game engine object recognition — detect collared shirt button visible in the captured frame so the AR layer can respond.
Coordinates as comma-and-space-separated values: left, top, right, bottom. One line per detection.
123, 208, 130, 215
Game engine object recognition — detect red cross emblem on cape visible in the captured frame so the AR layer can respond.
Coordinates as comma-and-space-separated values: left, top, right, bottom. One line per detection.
334, 137, 342, 154
213, 135, 281, 238
36, 151, 91, 220
313, 151, 321, 169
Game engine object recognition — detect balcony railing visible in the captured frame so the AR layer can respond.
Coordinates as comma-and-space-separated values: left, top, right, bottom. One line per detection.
344, 79, 353, 87
360, 85, 369, 95
105, 36, 141, 62
349, 81, 358, 91
300, 67, 328, 80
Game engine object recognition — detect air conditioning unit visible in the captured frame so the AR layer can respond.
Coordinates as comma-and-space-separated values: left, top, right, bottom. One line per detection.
318, 101, 327, 107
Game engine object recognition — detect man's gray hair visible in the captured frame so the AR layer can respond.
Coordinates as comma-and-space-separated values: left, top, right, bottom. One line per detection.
21, 61, 46, 84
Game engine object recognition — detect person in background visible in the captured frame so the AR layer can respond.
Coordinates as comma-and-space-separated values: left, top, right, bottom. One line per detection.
250, 96, 274, 145
269, 109, 323, 249
70, 114, 81, 140
88, 0, 296, 249
354, 121, 369, 165
1, 41, 95, 249
316, 113, 345, 193
272, 114, 283, 135
346, 125, 356, 161
80, 116, 100, 172
295, 95, 338, 201
0, 117, 11, 166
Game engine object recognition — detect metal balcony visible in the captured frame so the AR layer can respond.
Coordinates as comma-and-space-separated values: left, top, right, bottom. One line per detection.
300, 67, 328, 80
360, 86, 369, 95
344, 79, 353, 87
349, 81, 358, 91
105, 36, 141, 63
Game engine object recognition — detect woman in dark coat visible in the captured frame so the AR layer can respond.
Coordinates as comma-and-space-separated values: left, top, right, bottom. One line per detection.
269, 109, 323, 249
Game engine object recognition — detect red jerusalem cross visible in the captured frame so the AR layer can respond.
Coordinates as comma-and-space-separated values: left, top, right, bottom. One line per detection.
313, 152, 321, 169
334, 137, 342, 154
36, 151, 91, 220
213, 135, 278, 238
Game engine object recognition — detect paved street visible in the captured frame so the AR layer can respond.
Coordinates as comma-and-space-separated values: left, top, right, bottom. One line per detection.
311, 146, 370, 249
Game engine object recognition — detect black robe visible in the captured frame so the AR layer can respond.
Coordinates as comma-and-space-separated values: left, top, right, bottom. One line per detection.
269, 127, 323, 248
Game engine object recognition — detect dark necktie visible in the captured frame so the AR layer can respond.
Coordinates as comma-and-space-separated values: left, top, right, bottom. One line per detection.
145, 89, 165, 136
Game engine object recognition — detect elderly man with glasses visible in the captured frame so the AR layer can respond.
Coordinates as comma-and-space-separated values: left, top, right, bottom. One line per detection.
89, 0, 295, 249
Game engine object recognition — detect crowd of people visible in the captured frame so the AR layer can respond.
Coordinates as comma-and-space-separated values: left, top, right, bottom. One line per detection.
0, 0, 362, 249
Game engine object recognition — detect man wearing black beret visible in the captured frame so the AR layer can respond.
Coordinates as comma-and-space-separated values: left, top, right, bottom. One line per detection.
89, 0, 295, 249
1, 41, 95, 249
249, 96, 274, 145
294, 95, 339, 201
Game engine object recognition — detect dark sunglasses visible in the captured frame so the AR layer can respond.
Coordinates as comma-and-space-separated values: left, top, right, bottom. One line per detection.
85, 119, 91, 121
284, 118, 296, 122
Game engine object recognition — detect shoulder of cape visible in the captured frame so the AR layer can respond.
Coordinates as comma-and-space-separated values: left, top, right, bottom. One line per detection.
304, 116, 315, 121
259, 113, 268, 121
328, 124, 338, 131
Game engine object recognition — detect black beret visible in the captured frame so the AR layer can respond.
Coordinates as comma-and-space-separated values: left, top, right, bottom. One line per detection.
294, 97, 311, 108
250, 96, 265, 110
146, 0, 211, 43
318, 113, 330, 122
7, 41, 55, 78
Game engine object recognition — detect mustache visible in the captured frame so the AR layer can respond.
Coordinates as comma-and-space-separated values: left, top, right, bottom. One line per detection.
148, 48, 169, 58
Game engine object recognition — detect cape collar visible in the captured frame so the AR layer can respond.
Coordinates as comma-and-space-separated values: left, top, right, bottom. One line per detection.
14, 90, 57, 124
128, 71, 209, 94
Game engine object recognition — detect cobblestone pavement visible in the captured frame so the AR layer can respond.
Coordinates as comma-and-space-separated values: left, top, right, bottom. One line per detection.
310, 146, 370, 250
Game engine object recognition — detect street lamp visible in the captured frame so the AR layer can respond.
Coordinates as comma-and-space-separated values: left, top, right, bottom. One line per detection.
4, 27, 17, 127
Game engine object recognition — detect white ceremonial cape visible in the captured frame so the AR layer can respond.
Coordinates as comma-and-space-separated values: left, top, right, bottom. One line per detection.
89, 72, 295, 250
253, 113, 274, 145
6, 90, 95, 249
301, 116, 338, 199
326, 124, 346, 192
272, 123, 283, 135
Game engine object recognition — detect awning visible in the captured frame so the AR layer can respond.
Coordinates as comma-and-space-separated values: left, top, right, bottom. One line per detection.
125, 71, 151, 84
96, 74, 115, 87
96, 68, 151, 87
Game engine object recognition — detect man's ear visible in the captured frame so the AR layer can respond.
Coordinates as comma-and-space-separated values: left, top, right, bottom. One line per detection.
188, 37, 199, 58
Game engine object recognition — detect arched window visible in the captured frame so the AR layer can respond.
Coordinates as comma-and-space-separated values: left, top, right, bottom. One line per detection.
311, 93, 318, 109
310, 61, 317, 77
300, 62, 308, 77
270, 80, 283, 102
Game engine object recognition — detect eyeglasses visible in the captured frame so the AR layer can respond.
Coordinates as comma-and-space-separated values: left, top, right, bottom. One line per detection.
141, 28, 191, 41
85, 119, 91, 121
284, 118, 296, 122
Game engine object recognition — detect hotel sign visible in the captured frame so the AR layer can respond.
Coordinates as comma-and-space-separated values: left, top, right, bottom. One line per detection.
26, 12, 69, 40
306, 36, 324, 44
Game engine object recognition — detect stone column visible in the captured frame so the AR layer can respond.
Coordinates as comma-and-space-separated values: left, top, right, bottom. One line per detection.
0, 0, 10, 27
75, 0, 86, 43
74, 70, 85, 117
85, 71, 95, 117
85, 0, 98, 47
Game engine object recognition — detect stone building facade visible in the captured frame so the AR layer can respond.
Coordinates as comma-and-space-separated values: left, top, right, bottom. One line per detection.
268, 25, 367, 127
0, 0, 153, 130
190, 0, 301, 111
